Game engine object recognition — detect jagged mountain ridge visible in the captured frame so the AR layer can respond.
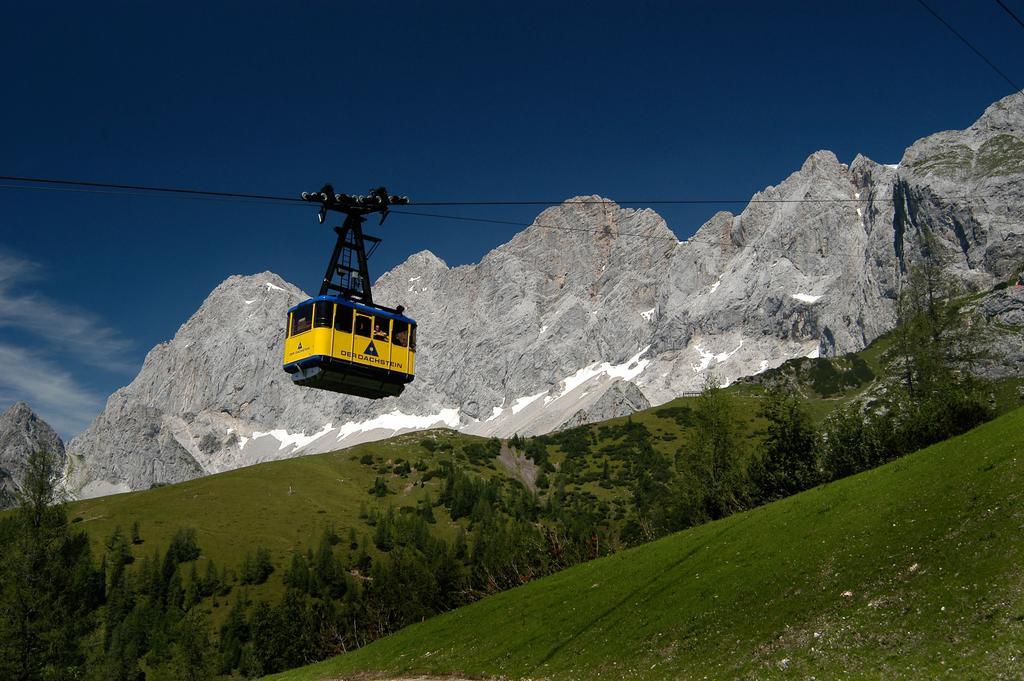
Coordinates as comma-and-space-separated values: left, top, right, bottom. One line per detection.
0, 402, 65, 508
67, 92, 1024, 497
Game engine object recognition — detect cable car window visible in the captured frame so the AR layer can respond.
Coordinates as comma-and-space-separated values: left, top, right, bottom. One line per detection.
373, 317, 390, 342
409, 325, 417, 351
354, 315, 371, 338
314, 302, 333, 328
392, 320, 408, 347
291, 304, 313, 336
334, 305, 353, 333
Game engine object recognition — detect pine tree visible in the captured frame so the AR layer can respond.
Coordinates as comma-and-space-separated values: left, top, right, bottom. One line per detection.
167, 610, 215, 681
184, 562, 201, 610
888, 236, 994, 448
201, 558, 221, 597
218, 592, 250, 674
691, 375, 745, 517
313, 529, 342, 598
0, 448, 101, 680
750, 387, 819, 502
420, 492, 437, 523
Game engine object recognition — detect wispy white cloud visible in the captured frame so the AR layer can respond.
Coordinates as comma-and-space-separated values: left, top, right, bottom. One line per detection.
0, 252, 135, 373
0, 343, 105, 438
0, 251, 137, 438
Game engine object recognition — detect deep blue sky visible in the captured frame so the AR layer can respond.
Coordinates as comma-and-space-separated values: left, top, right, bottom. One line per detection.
1, 1, 1021, 436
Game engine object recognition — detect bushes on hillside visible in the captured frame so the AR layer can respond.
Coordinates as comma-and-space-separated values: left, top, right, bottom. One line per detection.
749, 388, 819, 504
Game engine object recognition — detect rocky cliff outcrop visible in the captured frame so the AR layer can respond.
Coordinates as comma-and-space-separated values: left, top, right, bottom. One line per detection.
0, 402, 65, 508
66, 92, 1024, 497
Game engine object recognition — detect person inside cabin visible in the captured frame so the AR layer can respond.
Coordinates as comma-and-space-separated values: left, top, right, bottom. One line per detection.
394, 327, 408, 346
373, 322, 389, 341
293, 309, 311, 335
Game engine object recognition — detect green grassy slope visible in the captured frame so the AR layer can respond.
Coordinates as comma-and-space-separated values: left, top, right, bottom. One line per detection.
57, 330, 1021, 615
53, 329, 950, 569
268, 407, 1024, 681
60, 385, 839, 601
64, 429, 486, 604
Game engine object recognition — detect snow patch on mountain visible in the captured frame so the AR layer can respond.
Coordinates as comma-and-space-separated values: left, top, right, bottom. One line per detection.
691, 340, 744, 373
251, 423, 335, 451
546, 346, 651, 404
510, 393, 546, 415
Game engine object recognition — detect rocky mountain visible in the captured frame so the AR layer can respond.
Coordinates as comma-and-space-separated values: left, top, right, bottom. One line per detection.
0, 402, 65, 508
66, 92, 1024, 498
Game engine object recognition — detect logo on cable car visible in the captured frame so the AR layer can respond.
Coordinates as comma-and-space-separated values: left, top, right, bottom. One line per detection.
363, 341, 379, 357
297, 342, 304, 350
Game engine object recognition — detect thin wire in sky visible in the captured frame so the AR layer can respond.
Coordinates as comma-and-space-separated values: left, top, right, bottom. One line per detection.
995, 0, 1024, 33
0, 183, 301, 206
915, 0, 1024, 94
0, 175, 999, 261
0, 174, 304, 204
392, 208, 868, 258
0, 174, 971, 208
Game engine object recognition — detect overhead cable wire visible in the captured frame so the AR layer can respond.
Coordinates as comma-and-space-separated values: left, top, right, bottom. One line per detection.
412, 197, 894, 206
0, 183, 302, 206
391, 208, 867, 258
0, 177, 993, 258
995, 0, 1024, 33
0, 174, 304, 204
915, 0, 1024, 94
395, 208, 680, 241
0, 176, 970, 259
0, 174, 979, 208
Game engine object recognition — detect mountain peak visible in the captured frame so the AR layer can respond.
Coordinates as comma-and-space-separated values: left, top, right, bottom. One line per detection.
212, 271, 303, 295
3, 401, 34, 419
799, 149, 843, 174
1, 401, 65, 509
402, 250, 449, 271
973, 90, 1024, 134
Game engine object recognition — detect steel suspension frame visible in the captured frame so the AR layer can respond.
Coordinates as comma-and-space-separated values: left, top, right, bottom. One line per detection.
300, 185, 408, 305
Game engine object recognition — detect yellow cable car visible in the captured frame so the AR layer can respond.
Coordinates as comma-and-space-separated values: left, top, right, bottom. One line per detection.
282, 185, 415, 399
283, 296, 416, 398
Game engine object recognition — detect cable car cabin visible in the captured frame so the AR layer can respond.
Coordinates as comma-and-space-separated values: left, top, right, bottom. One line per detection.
283, 296, 416, 399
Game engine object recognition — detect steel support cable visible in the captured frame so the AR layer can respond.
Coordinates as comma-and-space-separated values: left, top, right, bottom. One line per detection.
391, 208, 873, 258
0, 180, 998, 257
0, 176, 1010, 259
0, 174, 979, 208
410, 197, 898, 206
0, 183, 302, 205
0, 174, 304, 203
996, 0, 1024, 32
915, 0, 1024, 94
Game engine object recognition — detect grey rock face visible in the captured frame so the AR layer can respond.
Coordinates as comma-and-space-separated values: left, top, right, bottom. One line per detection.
0, 402, 65, 508
980, 285, 1024, 326
640, 150, 902, 402
895, 93, 1024, 287
67, 93, 1024, 497
975, 285, 1024, 380
560, 380, 651, 431
374, 198, 675, 421
66, 274, 370, 496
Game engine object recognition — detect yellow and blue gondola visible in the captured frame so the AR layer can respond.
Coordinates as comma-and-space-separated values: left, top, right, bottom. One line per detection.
283, 295, 416, 399
283, 186, 415, 400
